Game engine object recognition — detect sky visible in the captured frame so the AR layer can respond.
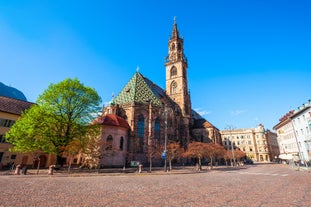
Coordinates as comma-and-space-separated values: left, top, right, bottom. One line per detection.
1, 0, 310, 131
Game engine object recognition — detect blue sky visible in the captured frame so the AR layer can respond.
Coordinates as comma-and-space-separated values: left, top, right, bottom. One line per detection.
1, 0, 310, 130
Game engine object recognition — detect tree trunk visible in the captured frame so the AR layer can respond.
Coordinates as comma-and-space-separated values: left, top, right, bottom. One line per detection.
209, 156, 213, 170
149, 156, 152, 173
169, 159, 172, 171
36, 158, 41, 175
68, 157, 72, 174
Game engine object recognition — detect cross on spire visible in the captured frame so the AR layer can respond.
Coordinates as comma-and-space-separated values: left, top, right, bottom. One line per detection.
171, 17, 179, 39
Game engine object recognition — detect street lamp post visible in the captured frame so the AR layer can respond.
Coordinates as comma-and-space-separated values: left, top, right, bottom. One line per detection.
226, 125, 236, 167
164, 105, 168, 172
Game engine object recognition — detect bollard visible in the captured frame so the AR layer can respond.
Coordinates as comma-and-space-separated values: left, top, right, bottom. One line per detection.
14, 164, 22, 175
138, 164, 143, 173
48, 165, 55, 175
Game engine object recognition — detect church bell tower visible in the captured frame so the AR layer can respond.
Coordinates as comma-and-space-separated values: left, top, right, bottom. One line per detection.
165, 18, 192, 145
165, 18, 191, 119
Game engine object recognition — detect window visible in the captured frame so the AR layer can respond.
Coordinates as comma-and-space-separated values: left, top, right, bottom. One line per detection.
138, 115, 145, 152
154, 119, 160, 140
0, 134, 5, 143
170, 81, 177, 94
0, 119, 15, 128
138, 115, 145, 138
170, 66, 177, 77
170, 43, 175, 51
177, 43, 181, 50
10, 154, 16, 160
106, 135, 113, 150
120, 137, 124, 150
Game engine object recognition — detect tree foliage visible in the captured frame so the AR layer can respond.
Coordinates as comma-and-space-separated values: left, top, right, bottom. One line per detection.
205, 143, 226, 169
183, 142, 226, 170
183, 142, 207, 170
6, 78, 102, 164
166, 142, 183, 171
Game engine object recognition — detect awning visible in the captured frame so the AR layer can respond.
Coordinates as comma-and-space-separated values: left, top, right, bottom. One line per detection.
278, 154, 293, 160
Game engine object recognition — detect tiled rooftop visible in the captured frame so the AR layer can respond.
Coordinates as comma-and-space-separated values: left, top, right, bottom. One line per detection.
96, 114, 130, 129
0, 96, 34, 115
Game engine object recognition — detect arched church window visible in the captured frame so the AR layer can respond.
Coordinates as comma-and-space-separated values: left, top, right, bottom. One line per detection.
120, 136, 124, 150
154, 119, 160, 140
138, 115, 144, 138
171, 81, 177, 94
170, 43, 175, 51
106, 135, 113, 150
138, 115, 145, 152
177, 43, 181, 50
170, 66, 177, 78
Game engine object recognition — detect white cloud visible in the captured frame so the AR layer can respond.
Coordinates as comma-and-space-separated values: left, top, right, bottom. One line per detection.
230, 109, 247, 116
194, 108, 211, 116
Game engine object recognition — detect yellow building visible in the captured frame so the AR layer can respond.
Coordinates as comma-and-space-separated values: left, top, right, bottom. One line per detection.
0, 96, 35, 169
220, 124, 272, 162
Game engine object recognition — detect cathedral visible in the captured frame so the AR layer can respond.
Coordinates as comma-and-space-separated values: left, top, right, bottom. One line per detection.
98, 19, 221, 167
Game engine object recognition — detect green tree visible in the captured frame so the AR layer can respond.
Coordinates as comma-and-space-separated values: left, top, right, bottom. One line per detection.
6, 78, 102, 166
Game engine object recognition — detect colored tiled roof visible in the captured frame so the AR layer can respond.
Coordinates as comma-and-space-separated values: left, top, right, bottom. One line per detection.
0, 96, 34, 115
114, 72, 165, 107
96, 114, 130, 129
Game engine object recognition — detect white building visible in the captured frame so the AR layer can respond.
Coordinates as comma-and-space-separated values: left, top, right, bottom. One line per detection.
291, 100, 311, 162
273, 110, 299, 161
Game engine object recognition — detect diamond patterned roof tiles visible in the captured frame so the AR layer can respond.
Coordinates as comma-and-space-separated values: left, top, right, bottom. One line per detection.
114, 72, 164, 106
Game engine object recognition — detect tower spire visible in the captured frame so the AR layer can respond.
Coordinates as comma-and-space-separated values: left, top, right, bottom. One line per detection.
171, 16, 179, 39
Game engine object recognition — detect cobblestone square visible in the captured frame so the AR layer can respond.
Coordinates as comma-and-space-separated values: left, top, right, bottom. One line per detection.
0, 164, 310, 207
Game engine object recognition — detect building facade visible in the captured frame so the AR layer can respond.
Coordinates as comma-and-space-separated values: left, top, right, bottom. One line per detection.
265, 130, 280, 162
96, 113, 130, 167
0, 96, 37, 169
273, 111, 300, 161
290, 101, 311, 162
100, 20, 221, 166
220, 124, 273, 162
